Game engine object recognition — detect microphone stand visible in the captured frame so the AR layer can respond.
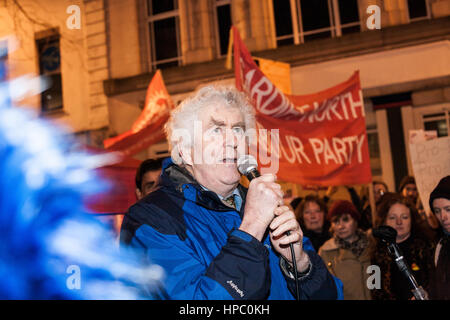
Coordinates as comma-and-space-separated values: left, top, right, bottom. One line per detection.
386, 242, 428, 300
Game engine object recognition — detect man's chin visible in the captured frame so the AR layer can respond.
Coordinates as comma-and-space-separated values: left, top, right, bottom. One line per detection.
219, 167, 241, 184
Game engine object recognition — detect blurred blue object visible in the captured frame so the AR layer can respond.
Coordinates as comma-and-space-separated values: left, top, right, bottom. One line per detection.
0, 53, 163, 299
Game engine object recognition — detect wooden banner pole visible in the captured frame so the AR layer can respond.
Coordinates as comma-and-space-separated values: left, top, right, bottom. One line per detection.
368, 182, 376, 228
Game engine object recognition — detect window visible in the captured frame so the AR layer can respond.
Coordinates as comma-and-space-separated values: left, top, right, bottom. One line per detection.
336, 0, 360, 35
407, 0, 430, 21
36, 32, 63, 112
273, 0, 294, 46
423, 112, 449, 137
0, 40, 7, 81
214, 0, 232, 57
413, 105, 450, 138
364, 99, 382, 176
272, 0, 360, 47
145, 0, 181, 69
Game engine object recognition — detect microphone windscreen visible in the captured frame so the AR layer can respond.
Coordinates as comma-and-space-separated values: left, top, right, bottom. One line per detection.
372, 225, 397, 243
237, 155, 258, 175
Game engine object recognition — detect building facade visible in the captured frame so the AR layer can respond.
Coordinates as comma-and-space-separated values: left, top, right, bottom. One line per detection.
1, 0, 449, 192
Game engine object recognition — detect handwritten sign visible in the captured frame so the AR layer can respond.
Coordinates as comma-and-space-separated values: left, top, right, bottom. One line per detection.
409, 136, 450, 214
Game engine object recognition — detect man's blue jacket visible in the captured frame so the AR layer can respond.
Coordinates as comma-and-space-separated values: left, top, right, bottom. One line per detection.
121, 159, 343, 300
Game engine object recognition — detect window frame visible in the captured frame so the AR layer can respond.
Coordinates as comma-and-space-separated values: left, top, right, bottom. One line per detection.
406, 0, 431, 22
35, 29, 64, 113
364, 98, 382, 177
144, 0, 182, 70
0, 39, 8, 80
213, 0, 232, 58
413, 103, 450, 138
274, 0, 361, 46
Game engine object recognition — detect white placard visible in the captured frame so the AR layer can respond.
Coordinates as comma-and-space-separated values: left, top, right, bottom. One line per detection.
409, 136, 450, 214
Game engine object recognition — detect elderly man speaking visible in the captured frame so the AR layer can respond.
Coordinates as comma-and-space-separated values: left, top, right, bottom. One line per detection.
120, 85, 341, 300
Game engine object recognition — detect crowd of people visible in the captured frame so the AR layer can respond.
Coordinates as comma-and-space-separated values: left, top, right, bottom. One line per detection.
292, 176, 449, 300
2, 52, 448, 301
124, 84, 449, 300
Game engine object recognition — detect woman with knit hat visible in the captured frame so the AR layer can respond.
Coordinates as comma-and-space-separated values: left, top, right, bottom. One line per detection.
318, 200, 372, 300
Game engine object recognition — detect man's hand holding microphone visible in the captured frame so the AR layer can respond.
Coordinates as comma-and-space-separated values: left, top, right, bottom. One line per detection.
237, 155, 310, 274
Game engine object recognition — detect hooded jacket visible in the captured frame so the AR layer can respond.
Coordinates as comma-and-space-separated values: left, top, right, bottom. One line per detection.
121, 158, 342, 300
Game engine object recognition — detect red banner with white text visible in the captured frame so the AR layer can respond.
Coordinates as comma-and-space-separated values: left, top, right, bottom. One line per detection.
233, 26, 372, 186
103, 70, 174, 156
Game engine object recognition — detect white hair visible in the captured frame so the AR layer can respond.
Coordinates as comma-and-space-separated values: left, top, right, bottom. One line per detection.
165, 84, 256, 165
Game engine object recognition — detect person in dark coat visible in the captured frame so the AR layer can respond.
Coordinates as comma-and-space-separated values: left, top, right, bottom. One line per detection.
369, 193, 435, 300
428, 175, 450, 300
134, 158, 163, 200
360, 181, 388, 231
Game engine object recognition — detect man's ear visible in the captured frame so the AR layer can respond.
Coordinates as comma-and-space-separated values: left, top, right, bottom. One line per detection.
179, 144, 194, 166
135, 188, 142, 200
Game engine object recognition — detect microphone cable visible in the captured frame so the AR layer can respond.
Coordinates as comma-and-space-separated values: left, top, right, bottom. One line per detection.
286, 231, 300, 300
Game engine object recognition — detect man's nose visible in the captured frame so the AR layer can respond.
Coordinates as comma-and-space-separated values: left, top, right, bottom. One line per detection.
442, 211, 449, 222
224, 129, 238, 147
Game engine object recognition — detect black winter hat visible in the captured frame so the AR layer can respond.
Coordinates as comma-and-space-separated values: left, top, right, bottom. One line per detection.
429, 175, 450, 211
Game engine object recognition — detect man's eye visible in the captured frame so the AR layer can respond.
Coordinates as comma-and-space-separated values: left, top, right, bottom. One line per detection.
212, 127, 222, 133
233, 127, 244, 134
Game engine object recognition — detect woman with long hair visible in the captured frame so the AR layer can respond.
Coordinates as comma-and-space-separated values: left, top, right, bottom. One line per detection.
370, 193, 435, 300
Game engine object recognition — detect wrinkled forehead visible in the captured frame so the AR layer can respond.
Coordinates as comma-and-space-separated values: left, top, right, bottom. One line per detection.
198, 103, 245, 126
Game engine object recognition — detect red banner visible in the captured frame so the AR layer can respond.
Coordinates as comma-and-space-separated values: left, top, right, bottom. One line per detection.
103, 70, 174, 156
233, 26, 372, 186
83, 146, 141, 214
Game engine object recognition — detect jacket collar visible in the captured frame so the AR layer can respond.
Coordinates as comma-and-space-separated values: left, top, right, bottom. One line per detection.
321, 235, 370, 261
321, 238, 338, 251
158, 158, 247, 214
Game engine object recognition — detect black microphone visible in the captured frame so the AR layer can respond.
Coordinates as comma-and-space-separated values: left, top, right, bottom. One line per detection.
372, 226, 428, 300
237, 155, 300, 300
